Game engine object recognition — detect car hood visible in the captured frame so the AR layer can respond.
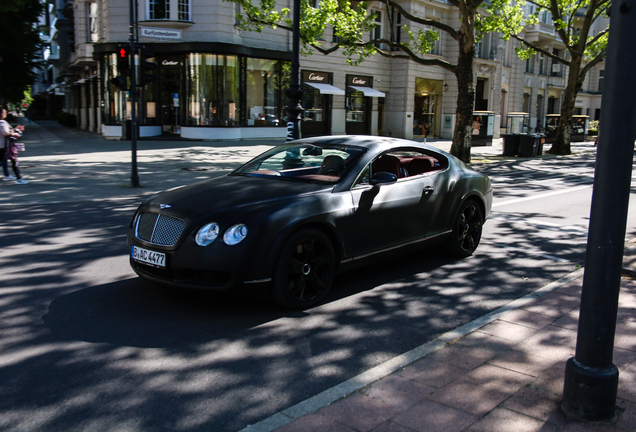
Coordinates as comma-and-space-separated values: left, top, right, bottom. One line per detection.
143, 175, 333, 218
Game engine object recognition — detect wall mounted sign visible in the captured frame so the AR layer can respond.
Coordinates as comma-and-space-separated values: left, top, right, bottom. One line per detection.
140, 27, 182, 40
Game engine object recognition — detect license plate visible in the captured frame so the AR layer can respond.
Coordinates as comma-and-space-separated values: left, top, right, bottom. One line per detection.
131, 245, 166, 268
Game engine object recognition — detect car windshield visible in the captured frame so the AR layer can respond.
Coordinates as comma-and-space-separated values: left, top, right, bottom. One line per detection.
231, 142, 367, 184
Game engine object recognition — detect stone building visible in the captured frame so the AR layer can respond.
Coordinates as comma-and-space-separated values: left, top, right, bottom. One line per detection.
39, 0, 607, 141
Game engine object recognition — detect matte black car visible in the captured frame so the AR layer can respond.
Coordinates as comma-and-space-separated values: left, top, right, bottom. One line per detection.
127, 136, 493, 308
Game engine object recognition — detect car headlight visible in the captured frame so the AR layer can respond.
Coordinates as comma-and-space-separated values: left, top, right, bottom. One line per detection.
223, 224, 248, 245
195, 222, 220, 246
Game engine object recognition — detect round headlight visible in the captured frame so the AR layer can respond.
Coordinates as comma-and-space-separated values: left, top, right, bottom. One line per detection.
195, 222, 220, 246
223, 224, 248, 245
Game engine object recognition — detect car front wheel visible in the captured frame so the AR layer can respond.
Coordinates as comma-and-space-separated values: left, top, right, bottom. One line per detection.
272, 228, 336, 309
447, 199, 483, 257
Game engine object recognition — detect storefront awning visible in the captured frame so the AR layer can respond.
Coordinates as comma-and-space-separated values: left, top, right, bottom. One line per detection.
303, 82, 346, 95
349, 86, 386, 97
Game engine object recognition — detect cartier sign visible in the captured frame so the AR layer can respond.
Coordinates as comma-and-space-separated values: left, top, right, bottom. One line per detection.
347, 74, 372, 87
303, 71, 329, 82
162, 59, 182, 67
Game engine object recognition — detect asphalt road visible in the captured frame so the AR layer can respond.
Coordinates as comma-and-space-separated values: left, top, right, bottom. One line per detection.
1, 130, 635, 431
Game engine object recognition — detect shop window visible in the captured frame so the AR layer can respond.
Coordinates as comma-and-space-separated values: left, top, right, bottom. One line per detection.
186, 54, 240, 126
346, 91, 366, 123
246, 58, 286, 127
101, 53, 125, 124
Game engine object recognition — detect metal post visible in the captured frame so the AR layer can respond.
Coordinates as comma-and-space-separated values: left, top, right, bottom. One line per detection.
129, 0, 140, 187
561, 1, 636, 421
285, 0, 304, 141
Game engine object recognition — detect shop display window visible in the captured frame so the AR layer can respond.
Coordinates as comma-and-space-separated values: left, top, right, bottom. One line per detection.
246, 58, 287, 127
186, 54, 240, 126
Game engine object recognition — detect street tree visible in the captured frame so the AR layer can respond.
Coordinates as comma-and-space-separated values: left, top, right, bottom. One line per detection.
226, 0, 526, 163
485, 0, 610, 155
0, 0, 44, 104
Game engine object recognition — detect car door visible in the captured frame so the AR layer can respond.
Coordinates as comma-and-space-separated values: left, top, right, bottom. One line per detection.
350, 161, 438, 257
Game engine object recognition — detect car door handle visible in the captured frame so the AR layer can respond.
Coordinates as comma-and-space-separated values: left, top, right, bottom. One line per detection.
423, 186, 435, 193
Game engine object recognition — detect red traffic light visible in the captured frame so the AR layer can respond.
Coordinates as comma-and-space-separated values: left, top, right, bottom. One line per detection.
119, 47, 127, 58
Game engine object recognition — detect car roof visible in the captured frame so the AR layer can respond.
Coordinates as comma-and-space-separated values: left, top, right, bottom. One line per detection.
295, 135, 449, 157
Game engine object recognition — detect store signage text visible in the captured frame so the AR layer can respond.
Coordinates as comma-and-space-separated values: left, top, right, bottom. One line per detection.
352, 77, 368, 85
140, 27, 182, 40
162, 60, 182, 66
308, 73, 326, 82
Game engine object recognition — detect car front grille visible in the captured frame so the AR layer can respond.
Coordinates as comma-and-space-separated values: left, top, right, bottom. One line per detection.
136, 212, 186, 246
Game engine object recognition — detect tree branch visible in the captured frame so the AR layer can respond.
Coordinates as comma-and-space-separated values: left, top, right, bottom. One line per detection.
512, 34, 571, 66
362, 38, 458, 72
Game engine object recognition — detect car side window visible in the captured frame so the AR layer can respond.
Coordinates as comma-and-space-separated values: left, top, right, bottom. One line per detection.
353, 164, 371, 188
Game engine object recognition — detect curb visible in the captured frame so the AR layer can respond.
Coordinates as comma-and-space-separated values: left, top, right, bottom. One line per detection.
239, 267, 586, 432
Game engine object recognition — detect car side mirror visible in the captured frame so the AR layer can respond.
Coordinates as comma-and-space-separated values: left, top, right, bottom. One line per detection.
302, 146, 323, 156
370, 172, 398, 185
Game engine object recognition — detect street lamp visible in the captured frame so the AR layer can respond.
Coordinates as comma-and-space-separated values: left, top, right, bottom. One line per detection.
285, 0, 304, 141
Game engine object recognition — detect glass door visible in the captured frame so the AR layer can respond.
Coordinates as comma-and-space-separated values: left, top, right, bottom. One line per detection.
160, 68, 182, 134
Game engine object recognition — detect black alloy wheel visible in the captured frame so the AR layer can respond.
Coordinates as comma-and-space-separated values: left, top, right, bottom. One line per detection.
447, 199, 483, 257
273, 228, 336, 309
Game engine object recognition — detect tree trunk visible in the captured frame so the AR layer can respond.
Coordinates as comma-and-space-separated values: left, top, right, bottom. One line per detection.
549, 54, 583, 155
450, 26, 476, 163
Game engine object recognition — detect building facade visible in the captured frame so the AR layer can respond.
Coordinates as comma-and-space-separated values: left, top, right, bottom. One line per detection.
39, 0, 607, 141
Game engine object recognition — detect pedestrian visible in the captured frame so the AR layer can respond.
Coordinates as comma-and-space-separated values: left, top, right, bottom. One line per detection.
0, 108, 29, 184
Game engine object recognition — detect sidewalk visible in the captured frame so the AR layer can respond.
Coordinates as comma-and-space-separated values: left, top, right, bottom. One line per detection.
241, 263, 636, 432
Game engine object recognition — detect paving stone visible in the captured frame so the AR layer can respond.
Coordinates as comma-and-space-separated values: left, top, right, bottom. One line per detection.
550, 309, 579, 331
316, 393, 403, 432
276, 412, 357, 432
477, 320, 540, 343
502, 385, 568, 426
429, 365, 530, 416
618, 363, 636, 403
426, 343, 498, 371
513, 326, 576, 361
532, 363, 566, 396
487, 349, 559, 378
498, 309, 556, 330
615, 398, 636, 431
363, 374, 434, 409
391, 399, 478, 432
561, 420, 624, 431
398, 356, 469, 389
614, 347, 636, 371
464, 407, 559, 432
520, 292, 580, 318
615, 320, 636, 352
369, 421, 420, 432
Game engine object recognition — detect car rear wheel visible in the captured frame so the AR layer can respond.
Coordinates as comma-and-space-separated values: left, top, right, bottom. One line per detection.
447, 199, 483, 257
272, 228, 336, 309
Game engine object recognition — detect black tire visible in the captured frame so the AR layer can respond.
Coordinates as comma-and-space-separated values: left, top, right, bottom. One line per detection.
447, 199, 483, 257
272, 228, 336, 309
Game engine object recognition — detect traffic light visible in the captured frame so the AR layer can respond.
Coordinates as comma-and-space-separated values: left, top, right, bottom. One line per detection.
139, 47, 157, 86
111, 46, 130, 90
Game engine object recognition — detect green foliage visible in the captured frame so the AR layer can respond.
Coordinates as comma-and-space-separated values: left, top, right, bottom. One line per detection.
0, 0, 45, 103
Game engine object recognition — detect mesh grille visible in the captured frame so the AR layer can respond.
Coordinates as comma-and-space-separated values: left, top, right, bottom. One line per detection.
136, 213, 185, 246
